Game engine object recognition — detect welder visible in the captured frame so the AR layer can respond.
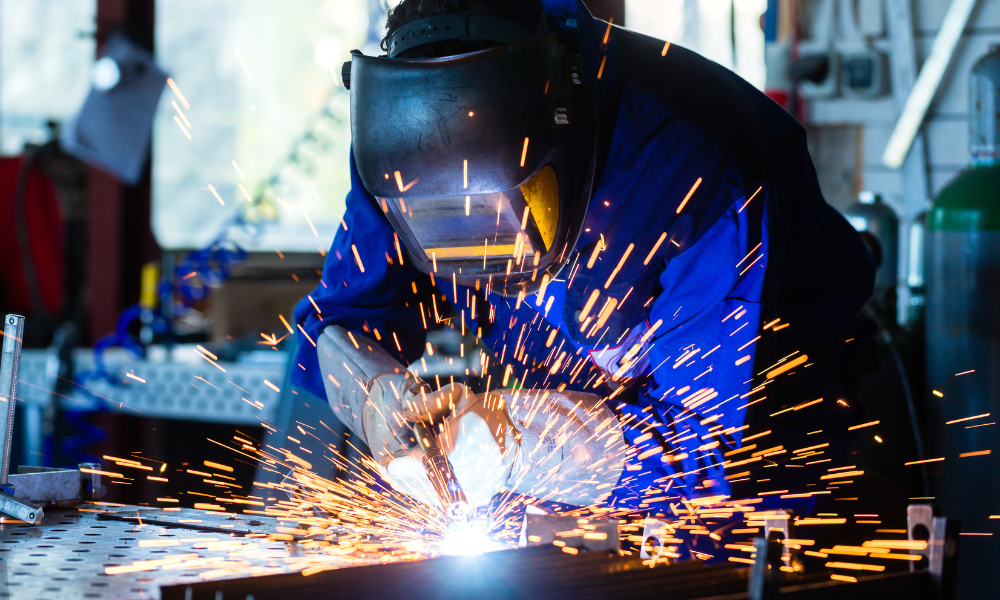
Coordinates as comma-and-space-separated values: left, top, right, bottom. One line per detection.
292, 0, 875, 555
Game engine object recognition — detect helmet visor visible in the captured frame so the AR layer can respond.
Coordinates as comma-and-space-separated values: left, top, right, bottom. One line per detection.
381, 165, 559, 266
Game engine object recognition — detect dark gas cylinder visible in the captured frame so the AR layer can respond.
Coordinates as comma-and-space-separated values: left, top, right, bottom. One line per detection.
843, 190, 899, 323
925, 45, 1000, 599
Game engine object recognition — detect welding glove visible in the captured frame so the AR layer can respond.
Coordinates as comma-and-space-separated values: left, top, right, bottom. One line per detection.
383, 385, 627, 509
380, 383, 519, 508
318, 325, 429, 465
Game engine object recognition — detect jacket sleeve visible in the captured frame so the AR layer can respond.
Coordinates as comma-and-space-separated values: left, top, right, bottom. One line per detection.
290, 152, 440, 400
597, 188, 769, 511
644, 193, 768, 435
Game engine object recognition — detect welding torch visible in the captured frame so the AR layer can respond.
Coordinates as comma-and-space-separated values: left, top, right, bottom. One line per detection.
410, 420, 470, 521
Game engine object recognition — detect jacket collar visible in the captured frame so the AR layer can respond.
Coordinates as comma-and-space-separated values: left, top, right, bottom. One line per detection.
542, 0, 619, 108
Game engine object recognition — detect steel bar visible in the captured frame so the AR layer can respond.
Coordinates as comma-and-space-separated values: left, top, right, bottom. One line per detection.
0, 314, 24, 485
160, 544, 936, 600
0, 492, 42, 525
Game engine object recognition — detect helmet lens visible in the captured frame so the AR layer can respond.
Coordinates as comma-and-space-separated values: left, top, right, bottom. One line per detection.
381, 165, 559, 263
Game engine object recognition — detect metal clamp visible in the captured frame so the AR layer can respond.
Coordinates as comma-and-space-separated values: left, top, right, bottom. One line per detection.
907, 504, 959, 599
639, 518, 670, 559
764, 509, 800, 570
747, 509, 798, 600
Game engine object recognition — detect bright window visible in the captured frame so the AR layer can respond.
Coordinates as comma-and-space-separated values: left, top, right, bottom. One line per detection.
624, 0, 767, 90
153, 0, 394, 252
0, 0, 96, 155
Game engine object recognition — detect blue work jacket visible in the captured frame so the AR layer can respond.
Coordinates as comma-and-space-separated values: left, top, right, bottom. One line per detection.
292, 0, 875, 520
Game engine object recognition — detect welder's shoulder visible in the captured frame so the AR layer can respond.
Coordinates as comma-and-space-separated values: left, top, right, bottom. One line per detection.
611, 28, 798, 176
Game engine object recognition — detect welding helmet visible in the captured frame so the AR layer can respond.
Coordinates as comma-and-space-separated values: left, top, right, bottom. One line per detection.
343, 12, 598, 296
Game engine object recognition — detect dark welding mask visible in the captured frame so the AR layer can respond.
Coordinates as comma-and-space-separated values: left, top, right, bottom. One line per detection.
343, 13, 598, 297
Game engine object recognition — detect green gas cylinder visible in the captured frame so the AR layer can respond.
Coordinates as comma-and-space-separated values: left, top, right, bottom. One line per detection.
925, 45, 1000, 599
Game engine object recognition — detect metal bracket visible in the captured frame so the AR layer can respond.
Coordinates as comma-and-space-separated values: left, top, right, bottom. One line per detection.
79, 462, 103, 501
764, 509, 799, 570
0, 315, 43, 524
907, 504, 960, 599
748, 529, 784, 600
639, 518, 671, 559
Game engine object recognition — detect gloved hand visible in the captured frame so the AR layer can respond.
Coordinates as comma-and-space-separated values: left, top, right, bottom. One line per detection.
317, 325, 428, 465
318, 325, 627, 509
383, 384, 627, 509
381, 383, 519, 508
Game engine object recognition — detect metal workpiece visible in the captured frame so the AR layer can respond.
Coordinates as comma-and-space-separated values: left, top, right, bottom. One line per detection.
0, 315, 25, 485
93, 506, 336, 539
523, 514, 619, 552
162, 542, 940, 600
79, 462, 104, 501
7, 468, 79, 503
747, 512, 800, 600
7, 464, 106, 506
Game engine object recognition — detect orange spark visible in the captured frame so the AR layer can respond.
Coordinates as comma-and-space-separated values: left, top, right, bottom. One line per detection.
946, 413, 989, 424
644, 233, 667, 265
394, 171, 419, 192
604, 243, 634, 288
351, 244, 366, 273
207, 184, 225, 206
166, 78, 190, 109
675, 177, 702, 214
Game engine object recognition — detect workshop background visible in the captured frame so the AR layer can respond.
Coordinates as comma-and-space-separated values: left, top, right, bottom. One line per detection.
0, 0, 998, 596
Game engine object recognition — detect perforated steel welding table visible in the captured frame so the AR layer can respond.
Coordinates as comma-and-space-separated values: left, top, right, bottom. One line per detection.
0, 505, 366, 599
